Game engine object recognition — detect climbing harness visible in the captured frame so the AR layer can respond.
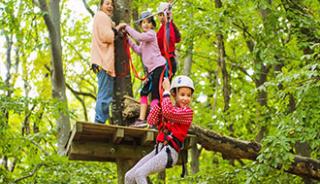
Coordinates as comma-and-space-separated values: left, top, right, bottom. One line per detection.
154, 127, 187, 177
123, 34, 148, 81
91, 64, 102, 74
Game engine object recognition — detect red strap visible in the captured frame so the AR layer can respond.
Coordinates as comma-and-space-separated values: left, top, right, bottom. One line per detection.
163, 21, 173, 79
158, 65, 166, 105
123, 34, 148, 81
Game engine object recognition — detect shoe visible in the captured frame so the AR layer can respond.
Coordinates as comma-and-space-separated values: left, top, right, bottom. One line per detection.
95, 120, 105, 124
130, 119, 147, 128
148, 124, 158, 131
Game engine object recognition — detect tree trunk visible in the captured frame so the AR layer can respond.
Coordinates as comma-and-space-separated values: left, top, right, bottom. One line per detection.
254, 64, 269, 142
190, 138, 201, 174
111, 0, 133, 126
214, 0, 231, 126
3, 32, 13, 128
112, 0, 134, 183
295, 142, 313, 184
2, 32, 13, 171
254, 2, 273, 142
214, 0, 234, 166
190, 125, 320, 180
38, 0, 70, 155
116, 159, 136, 184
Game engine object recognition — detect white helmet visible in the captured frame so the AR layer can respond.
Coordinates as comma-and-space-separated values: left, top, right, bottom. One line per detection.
157, 2, 170, 13
170, 75, 195, 93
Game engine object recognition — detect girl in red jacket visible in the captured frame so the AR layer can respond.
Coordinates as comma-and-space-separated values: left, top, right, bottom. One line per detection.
157, 2, 181, 79
125, 75, 194, 184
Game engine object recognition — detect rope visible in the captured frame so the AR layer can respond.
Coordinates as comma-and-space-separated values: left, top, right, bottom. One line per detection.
158, 65, 167, 105
123, 34, 148, 81
163, 22, 172, 79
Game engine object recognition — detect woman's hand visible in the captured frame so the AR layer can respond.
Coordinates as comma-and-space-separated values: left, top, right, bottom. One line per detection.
162, 77, 171, 91
116, 23, 127, 31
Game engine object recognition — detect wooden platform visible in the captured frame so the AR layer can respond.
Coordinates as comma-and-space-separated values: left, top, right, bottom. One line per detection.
66, 121, 195, 162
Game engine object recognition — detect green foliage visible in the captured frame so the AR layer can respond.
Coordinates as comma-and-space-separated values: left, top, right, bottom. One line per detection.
1, 0, 320, 183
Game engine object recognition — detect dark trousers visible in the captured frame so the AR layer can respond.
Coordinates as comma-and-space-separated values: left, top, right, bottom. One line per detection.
140, 66, 165, 100
169, 57, 177, 79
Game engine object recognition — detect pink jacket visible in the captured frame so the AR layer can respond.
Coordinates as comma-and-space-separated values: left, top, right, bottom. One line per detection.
91, 11, 115, 77
125, 26, 166, 73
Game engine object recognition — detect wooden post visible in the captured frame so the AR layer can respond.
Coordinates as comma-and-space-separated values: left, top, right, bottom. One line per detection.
190, 137, 200, 174
158, 171, 166, 183
116, 159, 136, 184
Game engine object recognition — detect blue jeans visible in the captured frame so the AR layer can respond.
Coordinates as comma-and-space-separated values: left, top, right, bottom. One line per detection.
95, 70, 114, 124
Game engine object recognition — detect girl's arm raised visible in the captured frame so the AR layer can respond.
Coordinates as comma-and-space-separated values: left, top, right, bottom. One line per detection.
128, 38, 141, 54
125, 26, 154, 42
161, 78, 193, 124
147, 103, 161, 126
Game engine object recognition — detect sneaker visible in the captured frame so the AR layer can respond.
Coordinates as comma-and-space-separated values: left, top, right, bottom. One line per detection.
148, 124, 158, 131
95, 120, 105, 124
130, 119, 147, 128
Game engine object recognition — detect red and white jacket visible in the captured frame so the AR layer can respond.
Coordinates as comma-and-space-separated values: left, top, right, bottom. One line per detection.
147, 94, 193, 152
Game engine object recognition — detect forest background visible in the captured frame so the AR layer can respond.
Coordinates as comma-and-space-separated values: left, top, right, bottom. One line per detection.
1, 0, 319, 183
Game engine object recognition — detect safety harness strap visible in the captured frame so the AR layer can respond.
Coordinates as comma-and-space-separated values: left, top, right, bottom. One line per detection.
165, 147, 173, 168
154, 143, 174, 169
123, 34, 148, 81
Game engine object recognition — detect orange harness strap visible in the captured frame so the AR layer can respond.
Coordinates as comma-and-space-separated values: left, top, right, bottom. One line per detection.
124, 34, 148, 81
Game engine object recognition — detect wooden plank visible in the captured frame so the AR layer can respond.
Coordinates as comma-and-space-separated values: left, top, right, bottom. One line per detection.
65, 122, 83, 151
141, 131, 155, 145
113, 128, 124, 144
68, 122, 196, 147
68, 142, 153, 162
66, 121, 196, 165
73, 122, 83, 141
75, 121, 158, 140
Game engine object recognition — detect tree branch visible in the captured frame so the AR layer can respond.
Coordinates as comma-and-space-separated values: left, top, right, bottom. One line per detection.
189, 125, 320, 180
22, 103, 38, 136
225, 53, 254, 81
65, 83, 96, 100
62, 37, 90, 65
14, 163, 45, 183
82, 0, 95, 17
29, 140, 50, 156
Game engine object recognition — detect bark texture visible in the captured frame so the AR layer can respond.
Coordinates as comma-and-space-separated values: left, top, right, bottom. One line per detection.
38, 0, 70, 155
190, 125, 320, 180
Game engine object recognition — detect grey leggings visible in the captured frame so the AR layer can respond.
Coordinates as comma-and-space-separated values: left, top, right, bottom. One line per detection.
125, 143, 179, 184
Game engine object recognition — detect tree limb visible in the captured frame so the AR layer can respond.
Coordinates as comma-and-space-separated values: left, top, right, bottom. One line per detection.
65, 83, 96, 100
189, 125, 320, 180
22, 103, 38, 136
61, 37, 90, 65
82, 0, 95, 17
38, 0, 71, 155
66, 83, 89, 121
226, 56, 254, 81
14, 163, 45, 183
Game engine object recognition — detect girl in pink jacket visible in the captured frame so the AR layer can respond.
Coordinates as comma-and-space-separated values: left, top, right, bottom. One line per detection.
118, 11, 167, 127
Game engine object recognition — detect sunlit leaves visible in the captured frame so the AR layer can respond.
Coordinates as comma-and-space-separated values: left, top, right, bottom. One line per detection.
1, 0, 320, 183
